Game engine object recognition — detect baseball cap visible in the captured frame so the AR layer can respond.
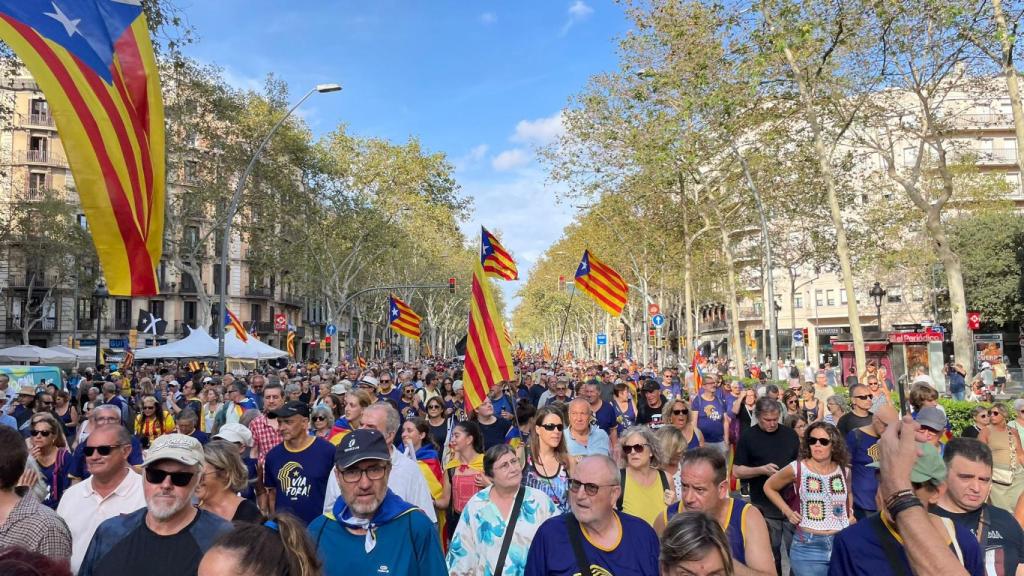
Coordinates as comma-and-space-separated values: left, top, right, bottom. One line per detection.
335, 429, 390, 469
142, 433, 205, 468
269, 401, 310, 419
869, 442, 946, 484
330, 383, 346, 395
358, 375, 379, 389
213, 423, 253, 447
916, 406, 946, 432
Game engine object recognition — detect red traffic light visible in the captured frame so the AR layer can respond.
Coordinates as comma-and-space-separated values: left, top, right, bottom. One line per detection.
558, 275, 566, 291
325, 336, 332, 345
448, 277, 456, 294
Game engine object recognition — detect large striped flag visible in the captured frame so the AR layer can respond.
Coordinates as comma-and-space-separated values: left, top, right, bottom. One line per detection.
692, 350, 705, 392
0, 1, 165, 296
389, 295, 422, 340
224, 307, 248, 343
286, 331, 296, 357
481, 227, 518, 280
574, 250, 629, 316
464, 260, 514, 410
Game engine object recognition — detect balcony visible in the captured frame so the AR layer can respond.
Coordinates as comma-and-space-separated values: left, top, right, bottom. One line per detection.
249, 321, 275, 335
977, 149, 1018, 166
951, 112, 1014, 130
246, 286, 273, 299
280, 293, 304, 308
6, 316, 56, 331
112, 317, 132, 331
7, 272, 59, 289
737, 307, 762, 320
27, 113, 55, 127
700, 319, 729, 333
18, 150, 68, 168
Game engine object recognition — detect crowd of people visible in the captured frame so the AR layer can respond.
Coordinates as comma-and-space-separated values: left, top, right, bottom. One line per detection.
0, 355, 1018, 575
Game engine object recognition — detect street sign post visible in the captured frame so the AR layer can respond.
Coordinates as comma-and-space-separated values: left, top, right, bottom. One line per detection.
651, 314, 665, 328
325, 324, 337, 336
274, 314, 287, 332
648, 303, 660, 316
597, 333, 607, 346
792, 329, 804, 344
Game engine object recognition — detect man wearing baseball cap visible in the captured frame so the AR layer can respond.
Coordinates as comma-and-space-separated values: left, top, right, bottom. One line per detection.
78, 433, 231, 576
263, 400, 335, 524
309, 429, 446, 576
829, 442, 984, 575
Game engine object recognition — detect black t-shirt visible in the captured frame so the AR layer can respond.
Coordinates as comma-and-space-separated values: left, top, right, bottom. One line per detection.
429, 419, 449, 449
837, 412, 873, 438
933, 504, 1024, 576
962, 426, 982, 439
478, 417, 512, 450
232, 498, 264, 523
734, 424, 800, 519
92, 511, 207, 576
637, 394, 667, 427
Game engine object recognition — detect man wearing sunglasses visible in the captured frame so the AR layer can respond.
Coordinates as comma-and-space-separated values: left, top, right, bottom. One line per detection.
78, 433, 231, 576
837, 383, 875, 437
57, 424, 145, 573
525, 455, 659, 575
67, 404, 145, 484
310, 428, 446, 576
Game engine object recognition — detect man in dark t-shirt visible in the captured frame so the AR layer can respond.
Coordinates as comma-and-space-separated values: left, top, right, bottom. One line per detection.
836, 383, 874, 437
960, 406, 988, 439
733, 396, 799, 576
934, 438, 1024, 576
636, 380, 667, 428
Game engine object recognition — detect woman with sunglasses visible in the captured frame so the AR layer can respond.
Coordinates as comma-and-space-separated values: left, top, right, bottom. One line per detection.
133, 395, 175, 449
198, 440, 262, 523
27, 412, 71, 509
522, 406, 573, 514
764, 422, 851, 576
309, 405, 334, 440
425, 397, 452, 450
782, 389, 800, 418
980, 404, 1024, 510
663, 398, 703, 451
617, 425, 671, 527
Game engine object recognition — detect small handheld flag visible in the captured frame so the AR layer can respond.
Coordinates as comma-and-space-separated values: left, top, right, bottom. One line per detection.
389, 295, 422, 340
481, 227, 518, 280
574, 250, 629, 316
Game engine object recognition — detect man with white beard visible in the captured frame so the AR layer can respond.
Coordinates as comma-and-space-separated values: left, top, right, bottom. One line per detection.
78, 433, 232, 576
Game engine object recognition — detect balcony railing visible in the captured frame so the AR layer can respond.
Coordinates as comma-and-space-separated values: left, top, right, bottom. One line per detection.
6, 316, 56, 331
737, 307, 762, 320
700, 319, 729, 333
7, 273, 59, 289
27, 113, 55, 127
950, 112, 1014, 129
977, 149, 1018, 165
112, 317, 132, 331
280, 293, 304, 307
246, 286, 273, 298
249, 321, 275, 335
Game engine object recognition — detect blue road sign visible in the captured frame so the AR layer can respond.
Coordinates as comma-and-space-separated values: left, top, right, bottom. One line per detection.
793, 329, 804, 343
325, 324, 337, 336
597, 333, 608, 346
651, 314, 665, 327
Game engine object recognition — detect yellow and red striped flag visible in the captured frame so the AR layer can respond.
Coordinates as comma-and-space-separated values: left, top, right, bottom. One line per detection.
574, 250, 629, 316
0, 2, 165, 296
389, 295, 422, 340
286, 331, 296, 357
481, 227, 518, 280
357, 356, 367, 370
224, 307, 248, 343
464, 261, 515, 410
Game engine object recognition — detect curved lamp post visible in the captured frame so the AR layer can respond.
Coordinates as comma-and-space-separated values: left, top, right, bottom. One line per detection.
217, 83, 342, 372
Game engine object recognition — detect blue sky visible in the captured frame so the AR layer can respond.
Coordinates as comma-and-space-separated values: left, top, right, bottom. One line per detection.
178, 0, 630, 309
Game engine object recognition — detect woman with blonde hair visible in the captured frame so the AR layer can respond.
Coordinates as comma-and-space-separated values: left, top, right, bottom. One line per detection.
663, 397, 703, 450
660, 511, 735, 576
198, 439, 262, 523
655, 425, 687, 503
617, 425, 671, 527
981, 403, 1024, 510
26, 412, 70, 509
201, 387, 223, 433
329, 388, 374, 444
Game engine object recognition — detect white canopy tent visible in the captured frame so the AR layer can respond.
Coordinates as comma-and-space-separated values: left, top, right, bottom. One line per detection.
50, 345, 96, 360
225, 332, 289, 360
134, 326, 219, 359
0, 345, 76, 363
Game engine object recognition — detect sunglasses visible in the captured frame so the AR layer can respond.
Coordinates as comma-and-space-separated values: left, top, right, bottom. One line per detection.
143, 406, 156, 410
538, 423, 565, 432
622, 443, 648, 454
807, 437, 832, 447
990, 411, 1003, 416
84, 444, 124, 456
852, 395, 872, 400
144, 468, 196, 487
30, 429, 52, 437
427, 404, 442, 410
568, 478, 615, 496
672, 409, 688, 416
313, 416, 327, 422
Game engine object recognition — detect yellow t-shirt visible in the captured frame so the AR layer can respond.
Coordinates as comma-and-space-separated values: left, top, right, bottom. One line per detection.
622, 470, 667, 527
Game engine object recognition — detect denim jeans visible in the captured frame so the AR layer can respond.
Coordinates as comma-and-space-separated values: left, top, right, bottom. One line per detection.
951, 390, 965, 401
763, 514, 795, 576
789, 529, 835, 576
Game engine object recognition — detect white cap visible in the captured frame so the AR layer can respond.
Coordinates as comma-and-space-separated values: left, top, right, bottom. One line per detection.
213, 423, 253, 447
330, 383, 346, 395
142, 434, 205, 467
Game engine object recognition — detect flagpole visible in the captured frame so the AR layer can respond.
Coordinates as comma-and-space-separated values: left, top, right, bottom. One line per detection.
552, 285, 576, 373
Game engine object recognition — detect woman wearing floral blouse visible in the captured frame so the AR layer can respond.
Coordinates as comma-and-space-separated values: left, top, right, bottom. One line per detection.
446, 444, 558, 576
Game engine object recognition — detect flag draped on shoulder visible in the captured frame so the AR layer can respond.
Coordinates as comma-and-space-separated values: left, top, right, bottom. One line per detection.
481, 227, 518, 280
224, 307, 248, 343
574, 250, 628, 317
389, 295, 422, 340
0, 0, 165, 296
464, 261, 514, 410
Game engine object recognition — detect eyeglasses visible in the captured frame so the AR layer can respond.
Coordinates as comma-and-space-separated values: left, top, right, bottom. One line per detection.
312, 416, 327, 422
568, 478, 617, 496
787, 399, 798, 404
990, 411, 1003, 416
144, 468, 196, 487
494, 456, 521, 472
538, 423, 565, 432
427, 404, 442, 410
807, 437, 832, 447
852, 395, 872, 400
30, 429, 52, 437
622, 443, 648, 454
340, 463, 389, 483
84, 444, 125, 457
672, 409, 688, 416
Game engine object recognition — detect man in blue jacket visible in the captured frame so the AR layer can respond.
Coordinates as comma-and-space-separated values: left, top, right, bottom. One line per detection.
308, 428, 445, 576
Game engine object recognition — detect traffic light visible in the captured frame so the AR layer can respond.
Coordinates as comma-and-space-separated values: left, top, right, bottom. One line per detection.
802, 328, 809, 344
325, 336, 332, 347
558, 275, 566, 291
448, 277, 456, 294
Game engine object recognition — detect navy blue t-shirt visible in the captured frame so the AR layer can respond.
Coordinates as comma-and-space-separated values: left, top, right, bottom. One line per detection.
593, 401, 617, 435
524, 512, 659, 576
264, 437, 336, 525
691, 394, 728, 443
846, 428, 879, 512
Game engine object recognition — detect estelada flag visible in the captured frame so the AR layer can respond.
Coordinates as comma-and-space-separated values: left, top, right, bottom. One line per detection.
481, 226, 518, 280
224, 307, 248, 343
575, 250, 628, 316
463, 260, 514, 410
357, 356, 367, 370
0, 1, 165, 295
389, 295, 422, 340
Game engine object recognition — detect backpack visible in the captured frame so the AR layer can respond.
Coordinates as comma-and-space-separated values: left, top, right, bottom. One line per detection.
616, 468, 669, 511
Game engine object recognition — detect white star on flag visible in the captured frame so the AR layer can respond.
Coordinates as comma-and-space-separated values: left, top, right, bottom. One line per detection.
44, 2, 81, 37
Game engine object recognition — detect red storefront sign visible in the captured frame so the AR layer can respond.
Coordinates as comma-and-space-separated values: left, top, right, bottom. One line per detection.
887, 331, 943, 344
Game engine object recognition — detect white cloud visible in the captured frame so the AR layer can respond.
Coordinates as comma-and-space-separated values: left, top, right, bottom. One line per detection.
480, 12, 497, 24
453, 144, 489, 172
511, 111, 565, 146
491, 148, 530, 171
561, 1, 593, 35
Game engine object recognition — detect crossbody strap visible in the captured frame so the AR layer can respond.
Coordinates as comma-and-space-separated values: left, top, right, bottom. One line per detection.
565, 514, 595, 576
492, 485, 527, 576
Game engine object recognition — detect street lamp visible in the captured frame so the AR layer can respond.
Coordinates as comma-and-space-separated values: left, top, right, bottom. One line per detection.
869, 282, 886, 331
217, 83, 342, 371
92, 280, 108, 370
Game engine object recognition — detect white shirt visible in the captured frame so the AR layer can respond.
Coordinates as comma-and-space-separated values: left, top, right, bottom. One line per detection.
322, 449, 437, 522
56, 468, 146, 573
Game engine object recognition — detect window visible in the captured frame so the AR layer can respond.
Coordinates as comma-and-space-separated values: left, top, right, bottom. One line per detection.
826, 290, 835, 306
250, 303, 262, 323
151, 300, 164, 319
1006, 172, 1022, 197
77, 213, 88, 230
887, 287, 903, 303
794, 294, 803, 309
180, 270, 197, 293
184, 225, 199, 249
840, 289, 848, 305
183, 301, 197, 327
28, 136, 47, 161
815, 290, 823, 307
212, 263, 230, 294
29, 99, 49, 124
28, 172, 47, 194
114, 299, 131, 330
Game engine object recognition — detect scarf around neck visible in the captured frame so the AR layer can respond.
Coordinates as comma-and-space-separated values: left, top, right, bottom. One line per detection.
333, 488, 415, 553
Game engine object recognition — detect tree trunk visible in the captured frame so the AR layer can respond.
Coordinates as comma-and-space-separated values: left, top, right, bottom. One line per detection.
925, 212, 972, 383
719, 225, 746, 373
